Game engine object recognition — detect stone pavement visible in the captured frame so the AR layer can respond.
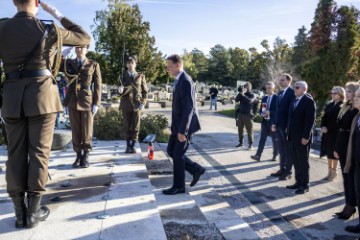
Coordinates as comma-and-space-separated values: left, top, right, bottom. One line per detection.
0, 141, 166, 240
0, 106, 360, 240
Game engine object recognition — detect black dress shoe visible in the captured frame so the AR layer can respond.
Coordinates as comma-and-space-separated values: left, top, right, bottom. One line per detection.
295, 187, 309, 194
345, 224, 360, 233
286, 184, 300, 189
162, 187, 185, 195
270, 170, 282, 177
235, 143, 243, 148
278, 173, 291, 181
271, 156, 277, 161
250, 155, 260, 161
190, 168, 206, 187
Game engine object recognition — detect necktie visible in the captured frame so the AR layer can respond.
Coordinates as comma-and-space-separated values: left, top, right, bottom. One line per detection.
78, 60, 83, 71
293, 98, 299, 111
278, 91, 284, 103
266, 96, 271, 110
357, 116, 360, 128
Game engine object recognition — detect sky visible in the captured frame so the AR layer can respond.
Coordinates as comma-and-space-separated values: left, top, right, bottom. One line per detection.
1, 0, 360, 56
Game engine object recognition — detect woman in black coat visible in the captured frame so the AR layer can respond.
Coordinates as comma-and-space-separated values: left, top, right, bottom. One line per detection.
320, 86, 345, 181
334, 82, 359, 219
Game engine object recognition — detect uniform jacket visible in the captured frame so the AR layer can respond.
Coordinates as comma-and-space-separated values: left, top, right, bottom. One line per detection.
0, 12, 90, 118
119, 71, 148, 111
171, 72, 200, 136
287, 93, 316, 144
61, 58, 102, 111
259, 94, 278, 124
274, 87, 295, 129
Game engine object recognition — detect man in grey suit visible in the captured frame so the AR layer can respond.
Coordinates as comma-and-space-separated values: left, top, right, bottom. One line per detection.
162, 54, 205, 195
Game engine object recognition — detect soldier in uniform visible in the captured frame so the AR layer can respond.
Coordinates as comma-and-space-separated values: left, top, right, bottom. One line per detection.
0, 1, 90, 229
118, 56, 148, 153
61, 46, 102, 168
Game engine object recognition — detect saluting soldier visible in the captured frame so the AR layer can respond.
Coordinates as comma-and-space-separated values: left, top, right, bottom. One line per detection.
118, 56, 148, 153
0, 1, 90, 229
61, 46, 102, 168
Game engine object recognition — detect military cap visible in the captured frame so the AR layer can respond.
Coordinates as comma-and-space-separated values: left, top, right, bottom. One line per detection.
126, 56, 137, 63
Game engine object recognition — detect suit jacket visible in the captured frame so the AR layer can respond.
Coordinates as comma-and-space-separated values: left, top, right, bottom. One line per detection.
62, 58, 102, 111
119, 71, 148, 111
0, 12, 91, 117
287, 94, 316, 144
259, 94, 278, 124
171, 72, 200, 136
274, 87, 295, 129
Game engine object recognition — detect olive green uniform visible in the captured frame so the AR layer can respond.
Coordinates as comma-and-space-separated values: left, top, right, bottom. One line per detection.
62, 58, 102, 152
119, 71, 147, 140
0, 13, 90, 196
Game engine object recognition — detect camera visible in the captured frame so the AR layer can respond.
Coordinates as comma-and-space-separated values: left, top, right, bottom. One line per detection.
238, 85, 245, 92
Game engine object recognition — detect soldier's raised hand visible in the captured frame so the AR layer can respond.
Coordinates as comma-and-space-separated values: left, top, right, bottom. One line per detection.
40, 2, 64, 21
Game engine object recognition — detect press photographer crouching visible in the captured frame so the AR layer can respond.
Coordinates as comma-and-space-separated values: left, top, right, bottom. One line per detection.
235, 82, 256, 150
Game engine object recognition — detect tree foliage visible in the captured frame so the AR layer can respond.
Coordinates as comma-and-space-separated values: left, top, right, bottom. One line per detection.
92, 0, 165, 84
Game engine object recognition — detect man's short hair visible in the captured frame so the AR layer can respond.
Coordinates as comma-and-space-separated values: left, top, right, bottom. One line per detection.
281, 73, 292, 82
295, 81, 308, 90
266, 81, 275, 88
166, 54, 183, 65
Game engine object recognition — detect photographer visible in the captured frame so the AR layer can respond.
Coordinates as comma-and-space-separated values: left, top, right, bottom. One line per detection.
235, 82, 256, 149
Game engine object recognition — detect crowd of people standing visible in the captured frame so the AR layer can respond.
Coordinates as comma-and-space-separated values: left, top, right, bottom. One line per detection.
236, 74, 360, 233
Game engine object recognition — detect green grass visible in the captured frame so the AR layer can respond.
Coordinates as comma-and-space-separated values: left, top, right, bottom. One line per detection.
217, 108, 236, 118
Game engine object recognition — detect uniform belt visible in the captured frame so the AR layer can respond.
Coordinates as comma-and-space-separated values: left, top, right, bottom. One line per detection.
5, 69, 52, 80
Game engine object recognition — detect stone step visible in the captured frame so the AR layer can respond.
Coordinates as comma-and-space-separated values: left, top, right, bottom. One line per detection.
140, 143, 259, 240
0, 141, 166, 240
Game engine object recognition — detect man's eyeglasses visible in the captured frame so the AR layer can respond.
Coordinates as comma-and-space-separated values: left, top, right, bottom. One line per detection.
331, 92, 337, 95
294, 86, 301, 89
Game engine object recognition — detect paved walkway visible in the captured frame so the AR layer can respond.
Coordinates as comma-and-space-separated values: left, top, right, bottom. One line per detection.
0, 107, 359, 240
0, 141, 166, 240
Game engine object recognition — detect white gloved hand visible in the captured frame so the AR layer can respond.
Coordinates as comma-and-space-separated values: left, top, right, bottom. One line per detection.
0, 109, 2, 118
92, 105, 99, 117
118, 86, 124, 94
40, 2, 64, 21
139, 103, 144, 110
61, 47, 73, 57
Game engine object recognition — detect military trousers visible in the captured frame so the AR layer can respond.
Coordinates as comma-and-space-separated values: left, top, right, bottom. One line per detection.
68, 108, 93, 152
4, 113, 56, 197
122, 109, 140, 140
237, 113, 254, 145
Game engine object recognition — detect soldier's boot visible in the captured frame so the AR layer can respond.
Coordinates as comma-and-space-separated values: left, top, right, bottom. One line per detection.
125, 140, 132, 153
26, 193, 50, 228
80, 151, 90, 168
11, 193, 27, 228
130, 140, 137, 153
72, 151, 82, 168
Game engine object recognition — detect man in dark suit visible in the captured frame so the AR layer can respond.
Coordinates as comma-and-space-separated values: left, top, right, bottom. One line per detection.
286, 81, 316, 194
251, 82, 278, 161
162, 54, 205, 195
270, 74, 295, 180
0, 0, 90, 229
